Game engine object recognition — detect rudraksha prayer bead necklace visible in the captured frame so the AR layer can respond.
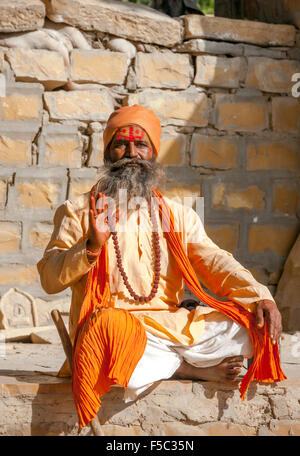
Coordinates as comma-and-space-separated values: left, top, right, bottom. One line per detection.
109, 205, 161, 303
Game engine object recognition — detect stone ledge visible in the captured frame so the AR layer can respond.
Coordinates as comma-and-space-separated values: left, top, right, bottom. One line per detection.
0, 370, 299, 436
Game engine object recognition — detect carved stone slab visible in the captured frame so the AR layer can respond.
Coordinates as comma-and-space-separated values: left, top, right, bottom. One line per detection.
0, 288, 38, 329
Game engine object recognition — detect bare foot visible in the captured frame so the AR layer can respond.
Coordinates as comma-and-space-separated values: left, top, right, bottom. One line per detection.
173, 356, 245, 383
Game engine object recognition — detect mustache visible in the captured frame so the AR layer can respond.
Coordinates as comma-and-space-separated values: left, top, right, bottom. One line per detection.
109, 157, 153, 171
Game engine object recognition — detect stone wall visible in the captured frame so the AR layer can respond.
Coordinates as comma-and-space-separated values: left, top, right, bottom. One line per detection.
0, 1, 299, 325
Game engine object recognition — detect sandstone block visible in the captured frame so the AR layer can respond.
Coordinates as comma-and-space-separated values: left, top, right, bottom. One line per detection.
205, 223, 239, 252
68, 168, 97, 199
246, 138, 300, 170
38, 124, 82, 168
44, 90, 115, 122
87, 133, 104, 167
246, 57, 300, 94
0, 132, 32, 167
272, 97, 300, 134
158, 133, 187, 166
16, 182, 58, 210
0, 85, 43, 122
273, 181, 299, 215
184, 15, 296, 47
6, 48, 68, 90
70, 50, 128, 85
126, 88, 209, 127
212, 183, 265, 210
269, 420, 300, 436
243, 45, 288, 59
194, 55, 243, 89
190, 135, 239, 169
248, 224, 299, 257
135, 52, 192, 89
8, 168, 68, 216
0, 264, 40, 288
28, 222, 53, 250
43, 0, 182, 47
213, 94, 268, 131
0, 222, 21, 254
175, 39, 244, 56
0, 0, 45, 33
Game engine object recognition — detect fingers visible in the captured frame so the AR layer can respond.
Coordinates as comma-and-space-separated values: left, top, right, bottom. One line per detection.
256, 304, 264, 329
269, 313, 282, 345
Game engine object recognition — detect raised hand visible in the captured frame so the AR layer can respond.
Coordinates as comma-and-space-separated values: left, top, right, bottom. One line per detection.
86, 192, 118, 256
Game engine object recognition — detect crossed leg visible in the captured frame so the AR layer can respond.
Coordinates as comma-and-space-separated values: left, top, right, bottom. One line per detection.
173, 355, 244, 383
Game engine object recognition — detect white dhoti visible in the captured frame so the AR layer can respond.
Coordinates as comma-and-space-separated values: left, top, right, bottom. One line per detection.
124, 312, 254, 403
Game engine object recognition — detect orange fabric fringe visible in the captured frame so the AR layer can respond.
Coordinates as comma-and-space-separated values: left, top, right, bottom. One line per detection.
72, 190, 286, 430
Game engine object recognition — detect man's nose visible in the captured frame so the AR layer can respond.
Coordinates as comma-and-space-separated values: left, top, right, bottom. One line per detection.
127, 141, 138, 157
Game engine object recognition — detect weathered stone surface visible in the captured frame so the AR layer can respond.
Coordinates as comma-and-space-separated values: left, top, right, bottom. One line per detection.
28, 223, 53, 250
0, 222, 21, 254
6, 48, 68, 90
248, 224, 299, 257
43, 0, 182, 47
212, 183, 265, 210
0, 132, 33, 167
126, 88, 209, 126
190, 135, 239, 169
273, 181, 299, 215
106, 38, 137, 61
0, 265, 40, 288
70, 50, 128, 85
0, 288, 38, 329
30, 326, 60, 344
44, 90, 115, 122
68, 168, 97, 199
246, 57, 300, 93
206, 223, 239, 252
275, 234, 300, 331
0, 83, 43, 124
243, 44, 288, 59
158, 133, 187, 166
212, 94, 268, 131
184, 15, 296, 47
272, 97, 300, 134
194, 55, 243, 88
246, 138, 300, 170
0, 0, 45, 33
175, 39, 244, 56
87, 133, 104, 167
7, 168, 68, 218
279, 332, 300, 364
135, 52, 192, 89
37, 124, 82, 168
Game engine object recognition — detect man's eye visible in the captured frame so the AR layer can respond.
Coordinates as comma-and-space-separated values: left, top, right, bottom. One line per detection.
136, 142, 148, 147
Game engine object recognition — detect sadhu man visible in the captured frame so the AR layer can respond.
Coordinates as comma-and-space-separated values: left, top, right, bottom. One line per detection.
37, 105, 285, 430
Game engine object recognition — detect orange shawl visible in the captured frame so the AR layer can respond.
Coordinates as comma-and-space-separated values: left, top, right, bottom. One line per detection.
72, 190, 286, 429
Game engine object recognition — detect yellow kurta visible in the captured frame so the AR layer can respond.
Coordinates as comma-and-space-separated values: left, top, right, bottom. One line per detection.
37, 192, 274, 348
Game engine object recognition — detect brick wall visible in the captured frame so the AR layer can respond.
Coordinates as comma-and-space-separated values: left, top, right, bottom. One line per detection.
0, 1, 299, 327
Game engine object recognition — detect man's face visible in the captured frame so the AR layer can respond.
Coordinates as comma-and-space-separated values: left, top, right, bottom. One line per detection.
107, 124, 154, 164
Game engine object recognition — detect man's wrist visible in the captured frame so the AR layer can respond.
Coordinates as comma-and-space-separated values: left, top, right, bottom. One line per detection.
86, 240, 102, 263
86, 239, 102, 254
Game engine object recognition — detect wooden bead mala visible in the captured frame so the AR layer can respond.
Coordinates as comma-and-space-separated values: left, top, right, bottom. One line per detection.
109, 205, 161, 302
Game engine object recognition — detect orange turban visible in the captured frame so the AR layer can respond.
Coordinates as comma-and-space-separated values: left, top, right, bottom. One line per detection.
103, 105, 161, 156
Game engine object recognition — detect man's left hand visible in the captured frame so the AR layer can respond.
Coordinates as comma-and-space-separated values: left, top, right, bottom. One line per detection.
255, 299, 282, 345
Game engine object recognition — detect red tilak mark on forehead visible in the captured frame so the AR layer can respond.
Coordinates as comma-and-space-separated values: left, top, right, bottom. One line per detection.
116, 126, 145, 142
